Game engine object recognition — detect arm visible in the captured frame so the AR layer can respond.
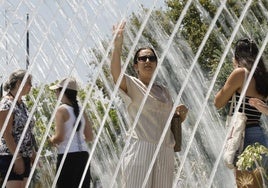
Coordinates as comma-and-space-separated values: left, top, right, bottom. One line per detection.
83, 112, 94, 142
0, 110, 17, 155
111, 22, 127, 93
214, 68, 245, 109
0, 110, 24, 174
30, 133, 38, 164
249, 98, 268, 115
50, 107, 68, 145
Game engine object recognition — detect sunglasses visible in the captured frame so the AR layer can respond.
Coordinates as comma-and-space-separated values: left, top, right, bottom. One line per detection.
137, 55, 157, 62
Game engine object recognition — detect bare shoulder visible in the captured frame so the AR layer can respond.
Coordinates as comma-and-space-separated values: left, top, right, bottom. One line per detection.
56, 105, 70, 120
228, 68, 246, 86
230, 68, 246, 78
57, 105, 68, 113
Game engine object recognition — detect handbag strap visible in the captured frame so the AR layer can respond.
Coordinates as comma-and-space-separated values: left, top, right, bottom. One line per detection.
228, 69, 248, 115
228, 95, 236, 116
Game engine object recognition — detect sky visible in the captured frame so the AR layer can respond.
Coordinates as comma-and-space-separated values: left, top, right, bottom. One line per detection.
0, 0, 166, 86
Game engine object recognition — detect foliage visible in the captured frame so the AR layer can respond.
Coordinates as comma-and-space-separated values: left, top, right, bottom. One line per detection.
236, 143, 268, 187
165, 0, 222, 76
26, 86, 56, 154
84, 49, 122, 142
236, 143, 268, 171
164, 0, 268, 84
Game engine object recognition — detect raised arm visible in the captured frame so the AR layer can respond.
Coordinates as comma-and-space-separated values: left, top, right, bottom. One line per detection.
111, 22, 127, 93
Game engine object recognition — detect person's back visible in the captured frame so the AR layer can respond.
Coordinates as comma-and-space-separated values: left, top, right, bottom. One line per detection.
232, 68, 265, 125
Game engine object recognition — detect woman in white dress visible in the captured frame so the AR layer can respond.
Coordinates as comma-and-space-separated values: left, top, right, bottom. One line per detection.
111, 22, 188, 188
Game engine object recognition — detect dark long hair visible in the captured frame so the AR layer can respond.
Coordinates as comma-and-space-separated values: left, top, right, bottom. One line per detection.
0, 83, 3, 99
234, 38, 268, 97
59, 88, 81, 131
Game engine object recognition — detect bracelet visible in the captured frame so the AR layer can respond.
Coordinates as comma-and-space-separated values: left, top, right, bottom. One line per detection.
16, 156, 22, 160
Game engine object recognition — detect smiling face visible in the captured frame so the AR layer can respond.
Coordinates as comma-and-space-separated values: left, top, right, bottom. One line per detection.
134, 48, 157, 83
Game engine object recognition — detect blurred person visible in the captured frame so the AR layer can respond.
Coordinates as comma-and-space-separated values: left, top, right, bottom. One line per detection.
49, 77, 94, 188
214, 38, 268, 186
0, 69, 36, 188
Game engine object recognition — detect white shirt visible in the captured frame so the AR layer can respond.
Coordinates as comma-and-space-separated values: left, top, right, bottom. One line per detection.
57, 104, 89, 154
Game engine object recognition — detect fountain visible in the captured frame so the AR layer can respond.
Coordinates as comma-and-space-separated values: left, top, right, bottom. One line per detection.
0, 0, 268, 188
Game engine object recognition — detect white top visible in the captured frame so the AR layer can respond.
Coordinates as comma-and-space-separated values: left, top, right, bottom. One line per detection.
57, 104, 89, 154
120, 75, 175, 148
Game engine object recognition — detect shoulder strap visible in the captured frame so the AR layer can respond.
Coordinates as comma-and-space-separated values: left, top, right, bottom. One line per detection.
241, 69, 248, 113
228, 94, 236, 116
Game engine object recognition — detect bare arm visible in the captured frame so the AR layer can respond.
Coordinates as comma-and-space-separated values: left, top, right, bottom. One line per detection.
50, 107, 68, 145
0, 110, 24, 174
0, 110, 17, 154
83, 112, 94, 142
214, 68, 245, 109
111, 22, 127, 93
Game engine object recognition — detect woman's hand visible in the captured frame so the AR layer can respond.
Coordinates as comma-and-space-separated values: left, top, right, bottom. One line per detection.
48, 137, 57, 147
13, 157, 25, 175
249, 98, 268, 115
175, 105, 188, 122
113, 21, 126, 49
111, 21, 127, 92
